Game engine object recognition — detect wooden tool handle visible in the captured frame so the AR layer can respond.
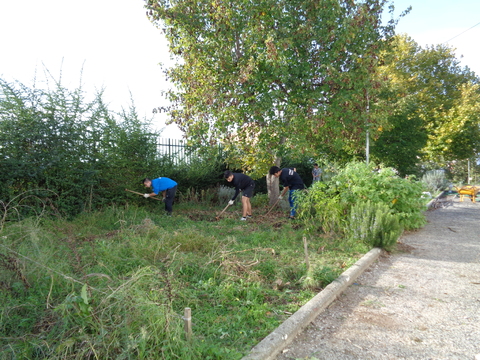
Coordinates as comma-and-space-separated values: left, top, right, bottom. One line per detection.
125, 188, 163, 201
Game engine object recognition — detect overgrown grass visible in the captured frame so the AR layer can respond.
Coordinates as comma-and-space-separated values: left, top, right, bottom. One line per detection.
0, 200, 369, 359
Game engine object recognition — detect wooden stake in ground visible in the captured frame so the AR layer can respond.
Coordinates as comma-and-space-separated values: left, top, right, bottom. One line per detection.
215, 203, 231, 220
125, 188, 163, 201
184, 307, 192, 341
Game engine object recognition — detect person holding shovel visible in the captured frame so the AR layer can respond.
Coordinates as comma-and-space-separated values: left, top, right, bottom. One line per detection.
269, 166, 305, 219
142, 177, 178, 215
224, 170, 255, 221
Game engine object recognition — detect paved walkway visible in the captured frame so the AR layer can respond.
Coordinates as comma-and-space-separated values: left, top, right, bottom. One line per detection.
275, 199, 480, 360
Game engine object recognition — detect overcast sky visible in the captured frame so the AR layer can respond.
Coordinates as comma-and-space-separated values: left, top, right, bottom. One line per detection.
1, 0, 479, 139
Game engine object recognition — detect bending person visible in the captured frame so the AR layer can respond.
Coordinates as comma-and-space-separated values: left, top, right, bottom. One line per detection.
142, 177, 178, 215
269, 166, 305, 219
224, 170, 255, 221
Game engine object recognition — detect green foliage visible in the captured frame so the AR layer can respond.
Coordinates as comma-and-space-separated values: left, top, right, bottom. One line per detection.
0, 78, 159, 218
0, 203, 367, 359
145, 0, 396, 176
374, 35, 480, 171
328, 161, 427, 230
297, 182, 344, 234
299, 161, 427, 238
371, 99, 427, 177
346, 200, 402, 251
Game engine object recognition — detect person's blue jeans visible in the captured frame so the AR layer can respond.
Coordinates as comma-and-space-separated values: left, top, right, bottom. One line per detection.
288, 189, 299, 217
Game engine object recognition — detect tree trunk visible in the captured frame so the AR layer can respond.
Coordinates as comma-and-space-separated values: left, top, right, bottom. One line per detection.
267, 156, 281, 205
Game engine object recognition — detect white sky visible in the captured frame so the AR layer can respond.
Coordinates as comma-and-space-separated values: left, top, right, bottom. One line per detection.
1, 0, 479, 139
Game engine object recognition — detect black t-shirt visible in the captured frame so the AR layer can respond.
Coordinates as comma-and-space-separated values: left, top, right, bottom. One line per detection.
279, 168, 305, 191
231, 173, 255, 200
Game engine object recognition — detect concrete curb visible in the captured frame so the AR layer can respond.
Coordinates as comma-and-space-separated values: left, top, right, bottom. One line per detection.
241, 247, 383, 360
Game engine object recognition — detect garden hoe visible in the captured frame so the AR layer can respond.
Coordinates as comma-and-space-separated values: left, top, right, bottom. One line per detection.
265, 196, 281, 216
125, 188, 163, 201
215, 203, 231, 220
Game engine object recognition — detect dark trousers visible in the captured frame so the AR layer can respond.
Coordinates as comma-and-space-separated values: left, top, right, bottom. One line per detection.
165, 186, 177, 214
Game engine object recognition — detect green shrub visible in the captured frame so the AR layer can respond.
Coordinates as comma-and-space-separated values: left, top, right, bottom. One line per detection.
250, 193, 269, 208
296, 182, 344, 234
346, 200, 403, 251
217, 185, 236, 204
421, 169, 448, 194
328, 161, 427, 230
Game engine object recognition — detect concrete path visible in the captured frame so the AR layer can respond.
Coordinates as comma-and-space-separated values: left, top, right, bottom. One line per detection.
273, 199, 480, 360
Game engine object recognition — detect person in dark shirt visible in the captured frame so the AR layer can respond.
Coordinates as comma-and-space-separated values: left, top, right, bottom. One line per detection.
224, 170, 255, 221
269, 166, 305, 219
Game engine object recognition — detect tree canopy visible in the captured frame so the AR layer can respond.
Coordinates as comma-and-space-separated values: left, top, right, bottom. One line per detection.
146, 0, 396, 177
370, 35, 480, 176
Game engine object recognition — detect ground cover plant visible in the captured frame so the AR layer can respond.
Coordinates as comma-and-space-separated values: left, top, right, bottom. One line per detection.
0, 196, 370, 360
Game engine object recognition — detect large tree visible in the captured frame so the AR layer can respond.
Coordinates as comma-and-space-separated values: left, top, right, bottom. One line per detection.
372, 35, 480, 175
146, 0, 395, 198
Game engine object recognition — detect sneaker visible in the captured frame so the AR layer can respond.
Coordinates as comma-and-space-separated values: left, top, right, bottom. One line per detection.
288, 215, 295, 220
247, 215, 252, 218
240, 217, 247, 221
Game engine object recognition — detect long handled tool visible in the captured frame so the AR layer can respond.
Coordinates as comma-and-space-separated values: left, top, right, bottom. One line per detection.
125, 188, 163, 201
215, 203, 231, 220
265, 197, 281, 216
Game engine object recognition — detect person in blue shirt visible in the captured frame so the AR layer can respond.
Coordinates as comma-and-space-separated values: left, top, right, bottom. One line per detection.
269, 166, 305, 219
224, 170, 255, 221
142, 177, 178, 215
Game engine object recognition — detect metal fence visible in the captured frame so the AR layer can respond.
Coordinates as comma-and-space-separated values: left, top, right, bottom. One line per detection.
156, 138, 224, 164
156, 138, 191, 164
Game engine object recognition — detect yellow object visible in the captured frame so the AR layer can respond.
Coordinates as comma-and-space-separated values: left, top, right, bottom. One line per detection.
455, 186, 479, 202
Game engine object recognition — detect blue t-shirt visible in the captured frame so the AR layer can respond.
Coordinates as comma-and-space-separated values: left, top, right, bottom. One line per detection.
151, 177, 177, 194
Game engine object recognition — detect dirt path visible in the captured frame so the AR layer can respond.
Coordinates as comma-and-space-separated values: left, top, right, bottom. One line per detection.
276, 199, 480, 360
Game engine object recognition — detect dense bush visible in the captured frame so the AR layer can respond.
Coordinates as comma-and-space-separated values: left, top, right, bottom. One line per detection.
421, 169, 449, 194
0, 78, 161, 217
0, 78, 231, 219
346, 200, 403, 251
298, 161, 428, 250
328, 161, 427, 230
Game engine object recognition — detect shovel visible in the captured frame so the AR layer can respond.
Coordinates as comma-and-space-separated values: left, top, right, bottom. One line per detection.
125, 188, 163, 201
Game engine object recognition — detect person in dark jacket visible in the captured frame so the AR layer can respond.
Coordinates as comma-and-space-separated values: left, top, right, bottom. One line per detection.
269, 166, 305, 219
142, 177, 178, 215
224, 170, 255, 221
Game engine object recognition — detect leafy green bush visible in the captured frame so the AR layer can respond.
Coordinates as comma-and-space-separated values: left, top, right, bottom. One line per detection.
298, 161, 427, 248
0, 78, 160, 218
328, 161, 427, 230
296, 182, 344, 234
